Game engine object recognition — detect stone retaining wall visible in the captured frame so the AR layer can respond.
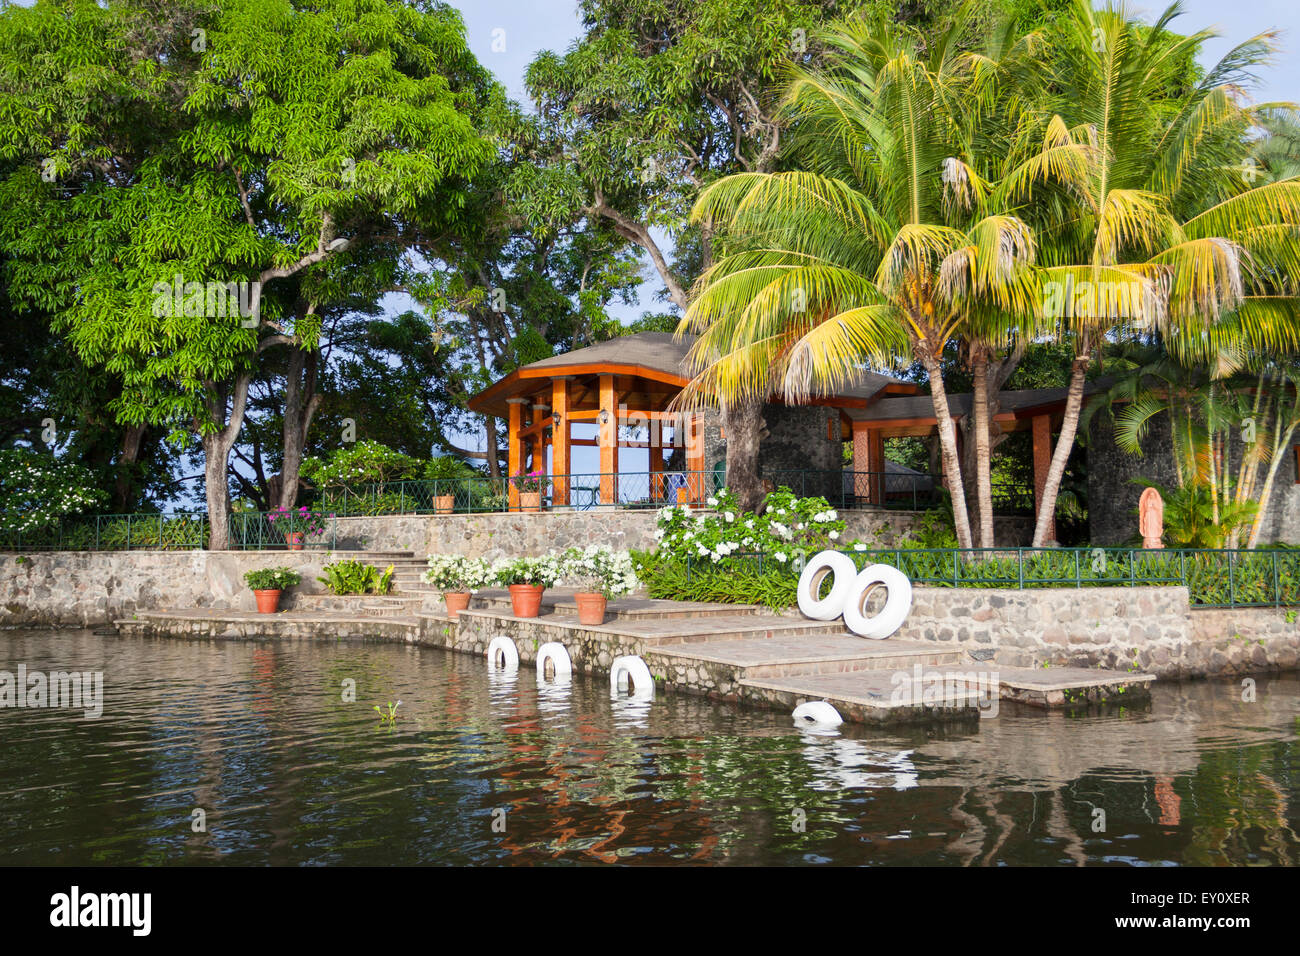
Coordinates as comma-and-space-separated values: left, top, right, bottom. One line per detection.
332, 508, 1034, 557
0, 550, 348, 628
901, 586, 1300, 679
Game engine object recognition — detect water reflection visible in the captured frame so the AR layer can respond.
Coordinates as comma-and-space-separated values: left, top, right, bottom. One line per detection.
799, 736, 919, 791
0, 629, 1295, 866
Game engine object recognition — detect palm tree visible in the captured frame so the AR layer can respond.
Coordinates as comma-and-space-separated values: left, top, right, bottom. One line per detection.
674, 12, 1045, 549
1021, 0, 1300, 546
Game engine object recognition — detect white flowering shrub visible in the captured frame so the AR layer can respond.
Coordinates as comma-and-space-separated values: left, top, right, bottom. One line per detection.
561, 545, 639, 598
652, 486, 852, 568
0, 449, 107, 535
424, 554, 494, 592
492, 551, 567, 587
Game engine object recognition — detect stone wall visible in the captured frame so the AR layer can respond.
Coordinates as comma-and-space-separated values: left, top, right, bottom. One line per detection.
0, 549, 347, 628
1087, 414, 1300, 545
901, 585, 1300, 679
329, 507, 1025, 557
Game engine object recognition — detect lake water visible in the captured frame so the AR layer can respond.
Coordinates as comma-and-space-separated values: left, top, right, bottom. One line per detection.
1, 629, 1296, 865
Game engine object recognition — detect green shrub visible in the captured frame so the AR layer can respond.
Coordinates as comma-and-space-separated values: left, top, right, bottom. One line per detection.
318, 560, 394, 595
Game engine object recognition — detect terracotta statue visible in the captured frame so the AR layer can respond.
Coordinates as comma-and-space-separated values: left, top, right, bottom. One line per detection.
1139, 486, 1164, 549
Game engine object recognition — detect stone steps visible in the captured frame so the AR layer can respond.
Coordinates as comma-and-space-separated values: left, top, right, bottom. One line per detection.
654, 635, 966, 678
293, 594, 428, 617
740, 661, 1156, 717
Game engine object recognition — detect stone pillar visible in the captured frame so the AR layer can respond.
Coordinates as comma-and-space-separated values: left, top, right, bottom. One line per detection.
551, 378, 571, 506
851, 422, 885, 504
599, 374, 618, 504
1032, 413, 1056, 542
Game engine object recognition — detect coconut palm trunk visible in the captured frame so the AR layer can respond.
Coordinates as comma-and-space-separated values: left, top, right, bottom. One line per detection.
969, 347, 996, 548
919, 347, 975, 550
1031, 352, 1089, 547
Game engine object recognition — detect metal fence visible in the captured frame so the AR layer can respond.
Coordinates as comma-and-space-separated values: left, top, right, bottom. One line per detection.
0, 511, 341, 552
310, 470, 726, 515
682, 546, 1300, 609
305, 468, 1005, 516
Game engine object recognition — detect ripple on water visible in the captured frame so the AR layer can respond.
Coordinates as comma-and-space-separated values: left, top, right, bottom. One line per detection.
0, 630, 1296, 865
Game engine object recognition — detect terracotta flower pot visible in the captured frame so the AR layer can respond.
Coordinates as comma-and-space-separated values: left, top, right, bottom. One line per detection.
254, 589, 282, 614
574, 592, 607, 626
509, 583, 545, 618
443, 591, 471, 619
433, 494, 455, 514
518, 491, 542, 513
284, 532, 305, 551
675, 487, 689, 505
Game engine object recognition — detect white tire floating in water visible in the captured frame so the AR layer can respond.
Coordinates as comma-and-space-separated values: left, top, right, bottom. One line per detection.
486, 635, 519, 670
842, 564, 912, 640
536, 642, 572, 681
610, 655, 654, 700
797, 551, 858, 621
793, 700, 843, 729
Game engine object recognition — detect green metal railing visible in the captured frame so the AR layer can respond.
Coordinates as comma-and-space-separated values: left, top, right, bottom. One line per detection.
682, 546, 1300, 609
0, 510, 342, 552
311, 470, 726, 515
307, 468, 1001, 516
0, 512, 210, 552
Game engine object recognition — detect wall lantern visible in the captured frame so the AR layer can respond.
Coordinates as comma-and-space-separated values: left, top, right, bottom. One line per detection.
598, 409, 610, 425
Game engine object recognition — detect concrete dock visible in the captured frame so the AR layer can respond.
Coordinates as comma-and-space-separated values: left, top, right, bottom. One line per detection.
111, 552, 1155, 726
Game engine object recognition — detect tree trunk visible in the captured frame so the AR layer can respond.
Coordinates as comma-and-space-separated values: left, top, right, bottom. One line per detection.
1247, 421, 1298, 548
202, 435, 233, 550
970, 348, 995, 548
112, 423, 148, 512
722, 397, 766, 513
484, 416, 501, 479
918, 347, 974, 550
1031, 353, 1089, 547
200, 374, 251, 551
278, 347, 320, 511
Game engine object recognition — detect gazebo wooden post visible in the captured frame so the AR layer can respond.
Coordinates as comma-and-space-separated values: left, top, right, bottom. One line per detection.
551, 377, 571, 506
648, 417, 664, 502
599, 374, 618, 504
506, 398, 527, 511
685, 412, 705, 502
1032, 413, 1056, 543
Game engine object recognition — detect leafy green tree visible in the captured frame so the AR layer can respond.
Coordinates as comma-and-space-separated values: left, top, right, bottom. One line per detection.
0, 0, 498, 547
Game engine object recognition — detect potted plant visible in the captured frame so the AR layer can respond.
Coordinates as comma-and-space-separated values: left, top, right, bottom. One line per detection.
424, 554, 491, 619
492, 553, 564, 618
243, 566, 303, 613
425, 458, 466, 514
563, 546, 639, 626
511, 470, 548, 512
267, 506, 329, 550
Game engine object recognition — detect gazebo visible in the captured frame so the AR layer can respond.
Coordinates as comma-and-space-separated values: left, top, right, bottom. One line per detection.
467, 331, 1078, 533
